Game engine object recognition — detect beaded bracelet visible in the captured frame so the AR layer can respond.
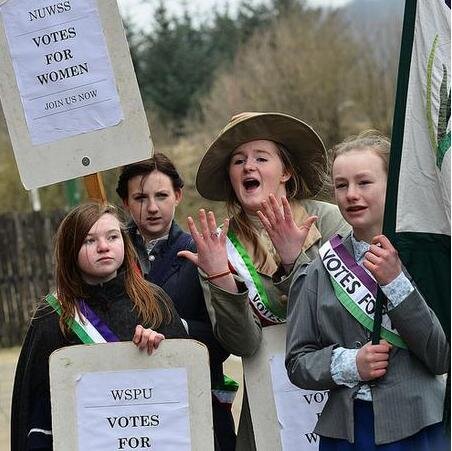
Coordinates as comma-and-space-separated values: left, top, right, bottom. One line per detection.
206, 269, 231, 281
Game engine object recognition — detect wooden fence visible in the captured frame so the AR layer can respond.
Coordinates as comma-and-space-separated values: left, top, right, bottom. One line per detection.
0, 210, 65, 347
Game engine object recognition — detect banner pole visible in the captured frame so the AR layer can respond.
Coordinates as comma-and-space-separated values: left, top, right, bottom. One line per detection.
83, 173, 107, 202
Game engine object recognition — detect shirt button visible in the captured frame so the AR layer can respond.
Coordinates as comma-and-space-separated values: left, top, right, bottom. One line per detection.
354, 341, 362, 348
281, 295, 288, 303
149, 255, 155, 262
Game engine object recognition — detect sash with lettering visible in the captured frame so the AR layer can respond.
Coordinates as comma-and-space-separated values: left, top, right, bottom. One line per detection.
319, 235, 407, 349
226, 230, 286, 326
45, 293, 119, 344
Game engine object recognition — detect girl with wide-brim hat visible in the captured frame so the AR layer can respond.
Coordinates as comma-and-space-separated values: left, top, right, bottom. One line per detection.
180, 112, 350, 450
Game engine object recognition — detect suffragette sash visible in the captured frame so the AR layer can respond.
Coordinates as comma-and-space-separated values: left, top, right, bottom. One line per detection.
226, 230, 286, 325
319, 236, 407, 349
47, 294, 239, 408
45, 294, 119, 344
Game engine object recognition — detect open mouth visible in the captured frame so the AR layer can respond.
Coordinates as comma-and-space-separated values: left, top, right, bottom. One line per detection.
243, 178, 260, 190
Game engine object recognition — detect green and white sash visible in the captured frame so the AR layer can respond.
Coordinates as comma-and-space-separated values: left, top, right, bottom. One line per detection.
45, 293, 119, 344
226, 231, 286, 326
46, 294, 240, 408
319, 236, 407, 349
212, 375, 239, 408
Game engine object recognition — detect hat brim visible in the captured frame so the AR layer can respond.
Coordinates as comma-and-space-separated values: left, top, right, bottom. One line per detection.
196, 113, 326, 201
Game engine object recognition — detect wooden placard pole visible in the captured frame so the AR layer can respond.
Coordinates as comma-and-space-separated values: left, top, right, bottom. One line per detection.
83, 173, 107, 202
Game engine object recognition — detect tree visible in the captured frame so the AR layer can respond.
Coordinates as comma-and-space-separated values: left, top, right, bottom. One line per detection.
198, 7, 361, 148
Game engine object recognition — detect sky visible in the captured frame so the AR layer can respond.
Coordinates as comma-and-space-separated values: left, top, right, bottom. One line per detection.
117, 0, 352, 32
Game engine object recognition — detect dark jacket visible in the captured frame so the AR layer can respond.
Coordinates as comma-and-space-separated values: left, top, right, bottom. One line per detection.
128, 221, 230, 385
128, 221, 236, 451
11, 273, 187, 451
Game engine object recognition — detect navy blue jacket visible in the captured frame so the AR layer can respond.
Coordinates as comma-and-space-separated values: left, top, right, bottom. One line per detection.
128, 221, 230, 386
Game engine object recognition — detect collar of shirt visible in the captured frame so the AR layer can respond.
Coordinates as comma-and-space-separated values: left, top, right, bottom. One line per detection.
138, 231, 168, 255
350, 233, 370, 264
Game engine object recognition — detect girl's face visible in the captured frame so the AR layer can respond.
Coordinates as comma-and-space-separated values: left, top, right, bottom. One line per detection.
124, 170, 182, 241
333, 149, 387, 243
77, 213, 125, 285
228, 140, 291, 215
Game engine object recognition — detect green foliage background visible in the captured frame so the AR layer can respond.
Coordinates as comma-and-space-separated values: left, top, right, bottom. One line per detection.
0, 0, 403, 221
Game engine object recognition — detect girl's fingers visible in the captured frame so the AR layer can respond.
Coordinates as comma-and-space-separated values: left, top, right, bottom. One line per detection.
269, 194, 284, 222
257, 210, 272, 231
281, 196, 294, 223
372, 234, 392, 249
261, 200, 276, 225
186, 217, 201, 242
207, 210, 218, 235
369, 244, 385, 257
302, 215, 318, 231
222, 218, 229, 238
364, 251, 379, 264
147, 332, 165, 355
362, 259, 376, 273
198, 209, 210, 239
133, 325, 143, 345
154, 333, 165, 347
369, 360, 389, 371
177, 250, 198, 266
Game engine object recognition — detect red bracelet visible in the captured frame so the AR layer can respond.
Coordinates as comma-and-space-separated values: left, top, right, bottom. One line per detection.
206, 269, 231, 281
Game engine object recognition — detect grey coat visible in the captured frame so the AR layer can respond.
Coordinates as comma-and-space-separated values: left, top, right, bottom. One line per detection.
285, 233, 449, 444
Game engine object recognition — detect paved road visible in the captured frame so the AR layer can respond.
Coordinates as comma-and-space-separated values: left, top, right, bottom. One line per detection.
0, 348, 243, 451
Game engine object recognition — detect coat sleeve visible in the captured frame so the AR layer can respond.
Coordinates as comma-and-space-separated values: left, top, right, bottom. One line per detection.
199, 272, 262, 357
388, 285, 449, 374
11, 307, 68, 451
285, 265, 339, 390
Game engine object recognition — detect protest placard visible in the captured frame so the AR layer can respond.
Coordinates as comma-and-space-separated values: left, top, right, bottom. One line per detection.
244, 324, 328, 451
49, 340, 214, 451
0, 0, 152, 189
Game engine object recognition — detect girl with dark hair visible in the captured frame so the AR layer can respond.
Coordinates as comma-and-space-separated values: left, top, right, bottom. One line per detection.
11, 202, 187, 451
116, 153, 236, 451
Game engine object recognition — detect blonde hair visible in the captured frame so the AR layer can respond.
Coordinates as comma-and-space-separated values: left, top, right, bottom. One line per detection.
330, 129, 391, 173
225, 140, 309, 251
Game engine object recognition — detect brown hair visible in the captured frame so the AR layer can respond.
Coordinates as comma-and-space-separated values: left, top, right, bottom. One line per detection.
116, 153, 184, 200
53, 202, 172, 336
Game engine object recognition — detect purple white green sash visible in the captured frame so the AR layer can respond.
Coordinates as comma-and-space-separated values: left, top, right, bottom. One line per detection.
226, 230, 286, 325
45, 294, 119, 344
46, 294, 238, 408
319, 236, 407, 349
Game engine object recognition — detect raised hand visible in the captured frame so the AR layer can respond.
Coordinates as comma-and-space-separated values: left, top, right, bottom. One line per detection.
363, 235, 402, 285
257, 194, 318, 267
179, 210, 237, 290
178, 209, 229, 273
356, 339, 392, 380
133, 325, 165, 355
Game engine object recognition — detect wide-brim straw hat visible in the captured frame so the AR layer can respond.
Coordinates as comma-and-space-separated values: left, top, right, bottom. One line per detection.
196, 112, 326, 201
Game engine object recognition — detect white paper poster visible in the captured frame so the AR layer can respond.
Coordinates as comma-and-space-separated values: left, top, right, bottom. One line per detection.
270, 353, 328, 450
76, 367, 191, 451
0, 0, 123, 145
